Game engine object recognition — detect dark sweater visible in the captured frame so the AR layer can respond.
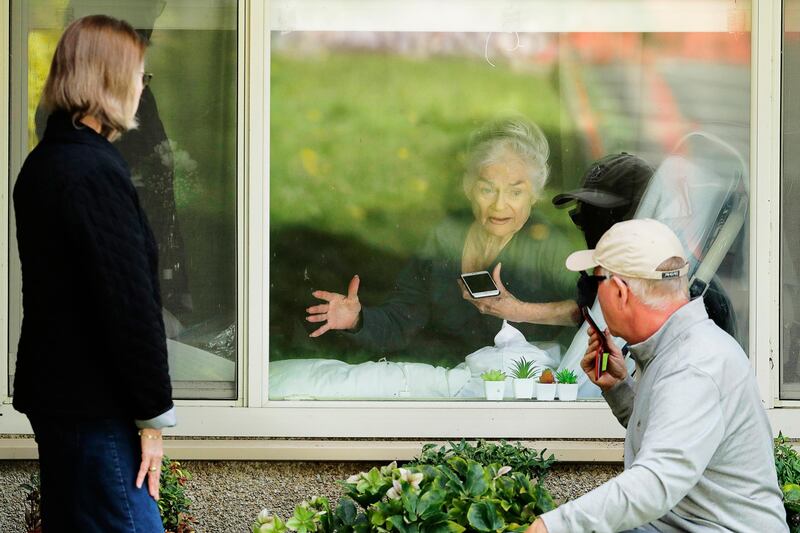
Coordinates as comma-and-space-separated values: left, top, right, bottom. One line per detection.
12, 111, 173, 421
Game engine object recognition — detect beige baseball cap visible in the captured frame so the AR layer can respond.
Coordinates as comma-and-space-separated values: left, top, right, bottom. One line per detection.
566, 219, 689, 280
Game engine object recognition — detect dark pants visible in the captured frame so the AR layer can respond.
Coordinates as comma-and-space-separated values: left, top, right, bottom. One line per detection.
28, 414, 164, 533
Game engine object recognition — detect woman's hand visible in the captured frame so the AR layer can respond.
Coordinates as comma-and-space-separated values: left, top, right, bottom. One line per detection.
463, 263, 579, 325
462, 263, 527, 322
580, 325, 628, 392
306, 275, 362, 337
135, 428, 163, 501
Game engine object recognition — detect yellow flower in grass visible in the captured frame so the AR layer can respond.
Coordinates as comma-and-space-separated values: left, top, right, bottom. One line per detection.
411, 177, 429, 193
300, 148, 320, 177
347, 205, 366, 221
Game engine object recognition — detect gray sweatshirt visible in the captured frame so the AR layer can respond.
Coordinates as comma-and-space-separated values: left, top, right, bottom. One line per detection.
541, 298, 787, 533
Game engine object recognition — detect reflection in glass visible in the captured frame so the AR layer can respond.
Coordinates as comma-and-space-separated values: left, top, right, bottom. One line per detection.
269, 30, 751, 401
9, 0, 238, 399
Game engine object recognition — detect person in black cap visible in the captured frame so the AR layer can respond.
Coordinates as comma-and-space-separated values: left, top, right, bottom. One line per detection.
554, 152, 739, 340
553, 153, 653, 310
553, 152, 653, 250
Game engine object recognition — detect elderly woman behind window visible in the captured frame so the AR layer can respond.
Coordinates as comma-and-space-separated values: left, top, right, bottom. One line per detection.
306, 117, 579, 361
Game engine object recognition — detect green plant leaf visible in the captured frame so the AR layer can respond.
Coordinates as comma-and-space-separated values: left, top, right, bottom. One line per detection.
388, 515, 419, 533
447, 456, 469, 478
336, 498, 359, 526
401, 482, 420, 519
785, 483, 800, 513
534, 482, 557, 514
416, 488, 446, 519
481, 369, 507, 381
444, 521, 466, 533
370, 508, 387, 527
467, 501, 504, 532
465, 462, 489, 497
420, 520, 456, 533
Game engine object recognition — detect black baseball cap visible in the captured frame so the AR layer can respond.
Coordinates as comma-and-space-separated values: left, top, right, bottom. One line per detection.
552, 152, 654, 210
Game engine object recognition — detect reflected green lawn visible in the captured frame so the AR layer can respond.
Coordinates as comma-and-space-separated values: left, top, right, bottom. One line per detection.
271, 52, 585, 254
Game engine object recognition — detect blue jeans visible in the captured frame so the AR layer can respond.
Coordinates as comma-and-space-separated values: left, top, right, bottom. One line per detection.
28, 414, 164, 533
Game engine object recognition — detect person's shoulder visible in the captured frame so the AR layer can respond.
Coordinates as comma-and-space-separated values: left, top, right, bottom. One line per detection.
513, 215, 579, 256
677, 319, 751, 388
424, 213, 472, 253
24, 136, 127, 183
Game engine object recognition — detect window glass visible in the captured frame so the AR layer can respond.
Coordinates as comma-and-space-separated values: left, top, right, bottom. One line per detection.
8, 0, 238, 399
782, 0, 800, 400
268, 9, 752, 401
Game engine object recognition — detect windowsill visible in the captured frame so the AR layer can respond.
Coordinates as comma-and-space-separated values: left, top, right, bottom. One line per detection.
0, 437, 625, 462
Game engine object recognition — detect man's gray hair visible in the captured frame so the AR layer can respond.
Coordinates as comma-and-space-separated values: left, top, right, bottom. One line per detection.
463, 117, 550, 197
603, 256, 689, 310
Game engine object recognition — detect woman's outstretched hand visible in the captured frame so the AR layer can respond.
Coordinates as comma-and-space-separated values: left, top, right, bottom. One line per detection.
306, 275, 362, 337
462, 263, 526, 322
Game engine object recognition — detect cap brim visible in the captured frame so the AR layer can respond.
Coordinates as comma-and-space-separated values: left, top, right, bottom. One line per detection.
552, 189, 627, 209
566, 249, 598, 273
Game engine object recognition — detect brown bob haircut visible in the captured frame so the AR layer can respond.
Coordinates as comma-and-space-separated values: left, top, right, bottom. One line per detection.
40, 15, 147, 139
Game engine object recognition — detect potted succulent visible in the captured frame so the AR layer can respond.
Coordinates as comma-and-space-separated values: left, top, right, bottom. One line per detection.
481, 369, 507, 401
536, 368, 556, 401
555, 368, 579, 401
511, 358, 539, 399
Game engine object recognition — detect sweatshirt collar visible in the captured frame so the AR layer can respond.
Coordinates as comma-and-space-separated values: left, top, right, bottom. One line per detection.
43, 110, 114, 150
627, 297, 709, 369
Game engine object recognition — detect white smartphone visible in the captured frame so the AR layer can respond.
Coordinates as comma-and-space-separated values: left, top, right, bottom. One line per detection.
460, 271, 500, 298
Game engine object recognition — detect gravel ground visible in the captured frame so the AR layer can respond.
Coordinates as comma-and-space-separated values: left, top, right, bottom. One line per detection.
0, 460, 38, 533
0, 460, 621, 533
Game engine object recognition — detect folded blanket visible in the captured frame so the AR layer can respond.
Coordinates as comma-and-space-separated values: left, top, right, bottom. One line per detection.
268, 358, 471, 400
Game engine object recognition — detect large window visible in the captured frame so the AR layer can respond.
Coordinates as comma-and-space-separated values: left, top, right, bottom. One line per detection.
4, 0, 782, 441
7, 0, 239, 399
268, 4, 752, 401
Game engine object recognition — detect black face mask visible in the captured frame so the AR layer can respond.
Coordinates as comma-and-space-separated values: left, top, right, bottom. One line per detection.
576, 271, 599, 310
570, 202, 627, 249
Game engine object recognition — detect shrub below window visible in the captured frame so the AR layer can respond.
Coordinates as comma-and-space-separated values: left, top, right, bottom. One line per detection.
254, 460, 555, 533
253, 441, 558, 533
776, 433, 800, 532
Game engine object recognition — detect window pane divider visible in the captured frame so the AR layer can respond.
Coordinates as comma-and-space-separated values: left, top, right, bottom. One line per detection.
751, 0, 783, 409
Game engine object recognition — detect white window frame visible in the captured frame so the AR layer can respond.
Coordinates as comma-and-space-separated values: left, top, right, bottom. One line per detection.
2, 0, 799, 448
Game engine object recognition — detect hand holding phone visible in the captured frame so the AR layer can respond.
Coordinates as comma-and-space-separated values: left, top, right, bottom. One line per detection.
460, 271, 500, 298
581, 307, 611, 380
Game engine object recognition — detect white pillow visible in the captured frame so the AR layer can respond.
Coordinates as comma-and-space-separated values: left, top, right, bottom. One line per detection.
267, 358, 471, 400
465, 321, 561, 378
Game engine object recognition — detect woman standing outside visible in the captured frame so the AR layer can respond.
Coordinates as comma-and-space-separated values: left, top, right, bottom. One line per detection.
13, 15, 174, 532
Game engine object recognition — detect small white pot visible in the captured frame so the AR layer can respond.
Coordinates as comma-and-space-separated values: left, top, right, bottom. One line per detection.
484, 380, 505, 401
557, 383, 579, 401
536, 383, 556, 401
513, 378, 535, 399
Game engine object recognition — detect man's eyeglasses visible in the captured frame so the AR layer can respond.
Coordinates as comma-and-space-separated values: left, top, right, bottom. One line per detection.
142, 72, 153, 87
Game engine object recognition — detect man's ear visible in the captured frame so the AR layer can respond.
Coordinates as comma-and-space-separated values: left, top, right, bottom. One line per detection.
612, 276, 629, 307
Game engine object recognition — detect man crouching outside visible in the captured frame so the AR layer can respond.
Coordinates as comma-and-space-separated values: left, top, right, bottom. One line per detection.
527, 219, 787, 533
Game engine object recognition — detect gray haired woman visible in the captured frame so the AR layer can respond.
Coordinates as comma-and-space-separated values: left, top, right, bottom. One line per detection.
306, 117, 579, 359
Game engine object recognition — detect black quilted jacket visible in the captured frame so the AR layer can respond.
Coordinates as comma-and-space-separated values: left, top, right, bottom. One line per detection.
12, 111, 173, 421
